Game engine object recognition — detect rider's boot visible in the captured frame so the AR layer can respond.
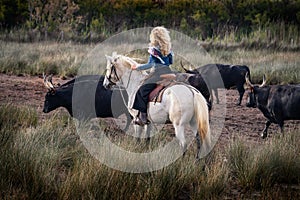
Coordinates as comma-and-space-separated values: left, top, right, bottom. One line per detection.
134, 112, 149, 126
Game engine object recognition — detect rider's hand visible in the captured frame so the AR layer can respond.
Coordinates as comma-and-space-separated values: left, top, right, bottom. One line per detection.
131, 64, 138, 70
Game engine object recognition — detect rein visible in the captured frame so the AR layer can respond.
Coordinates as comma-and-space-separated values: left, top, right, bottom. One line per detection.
107, 64, 133, 110
117, 70, 133, 111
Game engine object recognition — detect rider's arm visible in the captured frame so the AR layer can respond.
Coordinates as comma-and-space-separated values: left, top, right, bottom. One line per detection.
135, 55, 155, 71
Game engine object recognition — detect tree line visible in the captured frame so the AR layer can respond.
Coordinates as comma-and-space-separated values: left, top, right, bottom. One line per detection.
0, 0, 299, 42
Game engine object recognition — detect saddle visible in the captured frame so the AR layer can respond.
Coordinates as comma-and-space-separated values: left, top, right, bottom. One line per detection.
148, 74, 178, 103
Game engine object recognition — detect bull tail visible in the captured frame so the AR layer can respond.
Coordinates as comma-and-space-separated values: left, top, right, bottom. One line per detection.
193, 89, 211, 156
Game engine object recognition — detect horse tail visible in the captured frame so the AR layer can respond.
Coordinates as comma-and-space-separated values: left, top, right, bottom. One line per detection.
192, 89, 211, 155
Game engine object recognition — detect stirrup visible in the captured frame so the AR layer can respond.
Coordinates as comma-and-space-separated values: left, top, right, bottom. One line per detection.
133, 118, 144, 126
133, 117, 150, 126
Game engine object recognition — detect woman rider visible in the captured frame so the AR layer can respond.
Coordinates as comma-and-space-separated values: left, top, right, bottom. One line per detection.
131, 26, 174, 126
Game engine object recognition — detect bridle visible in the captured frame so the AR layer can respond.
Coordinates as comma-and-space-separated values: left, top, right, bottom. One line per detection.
105, 63, 120, 86
105, 59, 133, 89
104, 58, 134, 111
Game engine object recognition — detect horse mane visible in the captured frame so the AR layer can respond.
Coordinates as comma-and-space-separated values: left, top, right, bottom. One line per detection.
120, 55, 138, 69
110, 53, 147, 76
111, 53, 138, 69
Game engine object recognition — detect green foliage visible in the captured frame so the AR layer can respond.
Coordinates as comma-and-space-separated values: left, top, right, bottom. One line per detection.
0, 0, 28, 27
1, 0, 300, 43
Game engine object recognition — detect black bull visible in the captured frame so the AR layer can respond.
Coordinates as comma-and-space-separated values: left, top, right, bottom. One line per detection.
43, 75, 132, 130
182, 64, 251, 106
246, 77, 300, 138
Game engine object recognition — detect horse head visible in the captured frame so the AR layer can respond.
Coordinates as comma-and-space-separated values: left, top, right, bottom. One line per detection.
103, 52, 139, 89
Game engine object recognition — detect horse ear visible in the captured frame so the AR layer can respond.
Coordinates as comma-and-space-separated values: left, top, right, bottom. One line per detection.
105, 55, 113, 63
112, 51, 117, 57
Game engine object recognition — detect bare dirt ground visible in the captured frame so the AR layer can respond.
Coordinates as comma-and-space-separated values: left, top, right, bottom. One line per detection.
0, 73, 299, 143
1, 73, 299, 198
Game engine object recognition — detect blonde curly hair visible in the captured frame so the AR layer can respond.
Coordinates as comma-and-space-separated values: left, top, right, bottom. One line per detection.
149, 26, 171, 56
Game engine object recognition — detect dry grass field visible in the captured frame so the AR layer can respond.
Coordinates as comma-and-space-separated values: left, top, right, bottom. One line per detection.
0, 41, 299, 199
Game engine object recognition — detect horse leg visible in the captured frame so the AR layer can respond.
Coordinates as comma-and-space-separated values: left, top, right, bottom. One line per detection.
190, 120, 201, 160
145, 124, 152, 145
134, 124, 143, 143
174, 124, 187, 156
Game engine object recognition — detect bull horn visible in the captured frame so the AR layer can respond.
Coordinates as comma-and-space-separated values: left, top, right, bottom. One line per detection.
259, 75, 266, 87
245, 72, 253, 88
180, 60, 189, 72
43, 72, 49, 88
43, 73, 55, 90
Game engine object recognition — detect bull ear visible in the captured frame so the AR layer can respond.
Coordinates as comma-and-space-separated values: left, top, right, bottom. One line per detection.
259, 74, 267, 87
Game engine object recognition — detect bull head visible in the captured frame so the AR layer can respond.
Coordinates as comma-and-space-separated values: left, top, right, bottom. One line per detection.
43, 73, 56, 93
245, 73, 266, 89
246, 74, 267, 108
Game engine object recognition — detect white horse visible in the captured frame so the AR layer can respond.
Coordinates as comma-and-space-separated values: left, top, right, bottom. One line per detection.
103, 53, 211, 159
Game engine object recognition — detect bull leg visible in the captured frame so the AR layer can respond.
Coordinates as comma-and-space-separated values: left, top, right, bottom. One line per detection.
209, 88, 214, 105
261, 121, 271, 139
278, 121, 284, 136
214, 89, 220, 104
237, 85, 245, 105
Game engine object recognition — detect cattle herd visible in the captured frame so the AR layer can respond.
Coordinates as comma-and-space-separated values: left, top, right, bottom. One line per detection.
43, 63, 300, 138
